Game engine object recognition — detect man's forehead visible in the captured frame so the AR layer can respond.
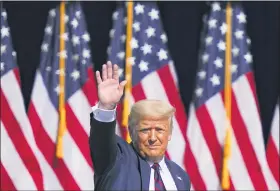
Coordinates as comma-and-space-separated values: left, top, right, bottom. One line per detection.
138, 117, 170, 124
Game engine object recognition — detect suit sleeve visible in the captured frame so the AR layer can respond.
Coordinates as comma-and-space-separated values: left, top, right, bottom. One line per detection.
89, 112, 117, 176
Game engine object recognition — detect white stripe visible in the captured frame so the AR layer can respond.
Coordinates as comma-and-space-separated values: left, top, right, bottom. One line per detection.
271, 102, 279, 153
206, 94, 254, 189
31, 72, 93, 189
233, 75, 278, 189
187, 104, 220, 190
68, 89, 92, 136
141, 72, 186, 169
1, 122, 36, 190
63, 131, 94, 190
2, 71, 62, 190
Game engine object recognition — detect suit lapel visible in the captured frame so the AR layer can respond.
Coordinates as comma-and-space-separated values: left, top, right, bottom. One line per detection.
165, 158, 184, 190
138, 157, 151, 191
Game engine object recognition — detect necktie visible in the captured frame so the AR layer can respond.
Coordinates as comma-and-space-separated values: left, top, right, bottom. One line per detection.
152, 163, 166, 191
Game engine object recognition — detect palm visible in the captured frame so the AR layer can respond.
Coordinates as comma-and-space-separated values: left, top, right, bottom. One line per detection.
98, 79, 123, 105
95, 61, 126, 109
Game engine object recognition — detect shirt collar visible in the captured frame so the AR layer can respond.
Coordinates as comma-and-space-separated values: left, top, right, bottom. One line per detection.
147, 157, 166, 170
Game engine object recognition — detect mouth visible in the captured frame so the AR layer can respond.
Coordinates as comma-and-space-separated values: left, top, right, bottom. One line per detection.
147, 145, 160, 150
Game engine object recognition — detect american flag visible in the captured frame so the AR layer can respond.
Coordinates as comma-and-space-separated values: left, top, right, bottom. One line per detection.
25, 2, 97, 190
266, 99, 279, 189
1, 7, 43, 190
107, 2, 189, 170
186, 2, 278, 190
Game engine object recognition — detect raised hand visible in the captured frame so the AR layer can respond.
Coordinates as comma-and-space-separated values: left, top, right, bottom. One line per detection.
96, 61, 127, 110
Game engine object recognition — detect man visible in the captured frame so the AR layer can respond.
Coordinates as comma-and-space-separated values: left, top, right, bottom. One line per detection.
89, 61, 190, 190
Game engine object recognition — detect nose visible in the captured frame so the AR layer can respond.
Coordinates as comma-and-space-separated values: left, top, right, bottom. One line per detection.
148, 129, 157, 145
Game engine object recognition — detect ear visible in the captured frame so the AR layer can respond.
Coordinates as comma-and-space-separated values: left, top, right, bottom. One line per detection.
168, 134, 171, 141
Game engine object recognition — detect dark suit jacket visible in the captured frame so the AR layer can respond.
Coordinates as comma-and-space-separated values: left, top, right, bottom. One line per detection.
89, 114, 191, 191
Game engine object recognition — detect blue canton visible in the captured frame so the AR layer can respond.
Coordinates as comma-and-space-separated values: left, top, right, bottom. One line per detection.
108, 2, 172, 86
195, 2, 253, 107
1, 8, 18, 77
40, 2, 92, 109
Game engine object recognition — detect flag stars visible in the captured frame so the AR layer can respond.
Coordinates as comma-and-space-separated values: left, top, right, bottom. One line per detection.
232, 46, 239, 57
0, 62, 4, 71
149, 9, 159, 20
46, 66, 51, 72
117, 51, 125, 60
82, 49, 90, 59
110, 29, 115, 38
58, 50, 67, 59
130, 38, 139, 49
82, 33, 90, 42
41, 43, 49, 52
205, 36, 213, 45
210, 74, 220, 86
135, 3, 144, 15
231, 64, 238, 73
1, 44, 6, 55
195, 87, 203, 97
60, 33, 69, 41
1, 26, 9, 38
56, 68, 65, 76
71, 69, 80, 81
235, 30, 244, 39
118, 68, 124, 77
214, 57, 223, 68
202, 53, 209, 63
71, 18, 79, 29
72, 35, 80, 46
160, 34, 167, 43
49, 9, 56, 17
157, 49, 168, 61
54, 85, 64, 95
72, 54, 79, 62
133, 22, 141, 32
127, 57, 136, 65
208, 18, 217, 29
244, 52, 253, 64
198, 70, 206, 80
121, 34, 126, 43
45, 25, 52, 35
1, 11, 7, 20
112, 11, 118, 20
220, 23, 227, 35
145, 26, 156, 38
12, 51, 16, 57
237, 12, 246, 24
141, 43, 152, 55
75, 11, 81, 19
139, 60, 149, 72
217, 40, 226, 51
212, 2, 221, 11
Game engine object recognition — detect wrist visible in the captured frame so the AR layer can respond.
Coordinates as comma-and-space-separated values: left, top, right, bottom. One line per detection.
98, 102, 116, 110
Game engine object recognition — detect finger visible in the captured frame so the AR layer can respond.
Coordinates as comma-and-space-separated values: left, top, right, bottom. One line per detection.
113, 64, 119, 81
96, 71, 102, 85
119, 80, 127, 93
102, 64, 107, 80
107, 61, 113, 79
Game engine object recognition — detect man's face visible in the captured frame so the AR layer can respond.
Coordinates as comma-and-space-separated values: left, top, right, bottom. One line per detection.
134, 116, 171, 162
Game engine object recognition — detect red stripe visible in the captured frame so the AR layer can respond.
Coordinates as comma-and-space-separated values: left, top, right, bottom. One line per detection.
28, 102, 80, 190
1, 90, 43, 190
1, 163, 16, 191
83, 68, 98, 107
222, 91, 268, 190
184, 141, 207, 190
266, 138, 279, 186
13, 68, 21, 86
132, 83, 146, 101
157, 65, 188, 138
245, 72, 261, 116
196, 105, 222, 179
66, 103, 94, 169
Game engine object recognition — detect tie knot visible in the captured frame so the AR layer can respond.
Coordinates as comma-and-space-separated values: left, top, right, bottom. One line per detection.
152, 163, 160, 171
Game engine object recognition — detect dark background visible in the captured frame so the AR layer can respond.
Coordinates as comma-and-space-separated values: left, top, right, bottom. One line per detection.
3, 1, 280, 144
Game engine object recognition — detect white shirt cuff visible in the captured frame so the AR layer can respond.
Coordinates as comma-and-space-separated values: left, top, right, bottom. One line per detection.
91, 103, 116, 122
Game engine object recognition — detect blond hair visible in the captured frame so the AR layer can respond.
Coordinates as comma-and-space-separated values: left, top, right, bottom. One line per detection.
128, 99, 175, 141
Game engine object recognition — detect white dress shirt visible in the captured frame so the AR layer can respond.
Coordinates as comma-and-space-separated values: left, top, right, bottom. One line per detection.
92, 105, 177, 190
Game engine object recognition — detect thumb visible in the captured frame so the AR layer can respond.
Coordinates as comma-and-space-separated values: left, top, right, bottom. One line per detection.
119, 80, 127, 92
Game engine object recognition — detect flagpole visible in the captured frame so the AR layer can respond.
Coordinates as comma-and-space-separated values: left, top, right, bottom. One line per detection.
222, 2, 233, 190
123, 1, 133, 143
56, 1, 66, 158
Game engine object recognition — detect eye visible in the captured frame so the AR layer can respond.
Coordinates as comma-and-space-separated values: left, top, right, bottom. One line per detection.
155, 127, 165, 133
139, 128, 150, 134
